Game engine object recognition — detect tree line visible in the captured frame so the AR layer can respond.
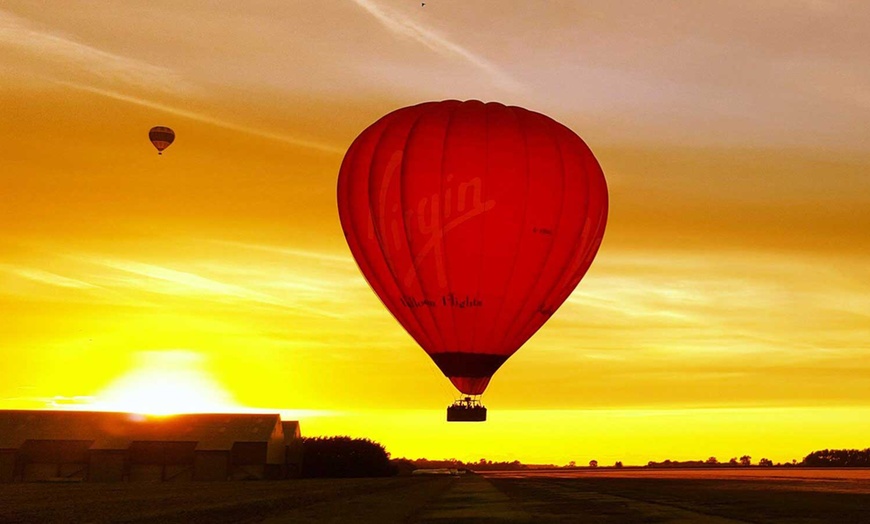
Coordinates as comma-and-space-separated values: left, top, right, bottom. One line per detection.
297, 437, 870, 478
802, 448, 870, 467
646, 457, 777, 468
646, 449, 870, 468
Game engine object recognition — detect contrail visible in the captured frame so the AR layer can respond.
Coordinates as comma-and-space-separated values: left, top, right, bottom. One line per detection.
0, 10, 343, 154
350, 0, 523, 93
57, 81, 345, 154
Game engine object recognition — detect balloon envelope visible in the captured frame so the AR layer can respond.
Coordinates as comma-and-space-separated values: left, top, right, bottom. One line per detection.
149, 126, 175, 154
337, 100, 608, 395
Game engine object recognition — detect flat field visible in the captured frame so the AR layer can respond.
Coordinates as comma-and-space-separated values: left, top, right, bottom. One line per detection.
483, 468, 870, 523
2, 469, 869, 523
0, 477, 453, 524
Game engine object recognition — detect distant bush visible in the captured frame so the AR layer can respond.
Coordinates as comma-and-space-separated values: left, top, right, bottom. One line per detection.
646, 459, 706, 468
300, 436, 396, 478
393, 457, 531, 472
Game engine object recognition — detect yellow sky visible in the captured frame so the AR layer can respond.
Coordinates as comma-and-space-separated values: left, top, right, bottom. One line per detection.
2, 1, 870, 464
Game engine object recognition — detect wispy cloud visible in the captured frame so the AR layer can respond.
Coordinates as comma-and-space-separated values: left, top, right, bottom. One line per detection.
57, 82, 344, 154
0, 395, 97, 409
349, 0, 523, 93
102, 259, 272, 299
1, 243, 373, 318
213, 240, 353, 265
0, 9, 189, 92
91, 258, 346, 318
557, 250, 870, 362
0, 264, 98, 289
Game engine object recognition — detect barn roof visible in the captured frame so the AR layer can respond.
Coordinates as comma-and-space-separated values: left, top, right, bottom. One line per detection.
282, 421, 300, 443
0, 411, 289, 451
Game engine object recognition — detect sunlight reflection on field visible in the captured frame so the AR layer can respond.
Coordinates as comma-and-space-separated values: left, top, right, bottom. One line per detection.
483, 468, 870, 494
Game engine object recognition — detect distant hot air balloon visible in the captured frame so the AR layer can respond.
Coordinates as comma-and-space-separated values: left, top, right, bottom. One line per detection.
337, 100, 608, 421
149, 126, 175, 155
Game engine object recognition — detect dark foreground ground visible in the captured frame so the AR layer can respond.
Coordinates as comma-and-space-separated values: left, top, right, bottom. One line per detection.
483, 469, 870, 523
2, 469, 869, 523
0, 477, 454, 524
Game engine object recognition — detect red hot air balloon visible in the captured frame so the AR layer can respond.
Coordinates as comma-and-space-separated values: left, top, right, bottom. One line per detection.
337, 100, 608, 421
149, 126, 175, 155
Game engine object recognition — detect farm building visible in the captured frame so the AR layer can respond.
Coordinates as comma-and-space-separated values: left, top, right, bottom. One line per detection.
0, 410, 301, 482
282, 420, 302, 478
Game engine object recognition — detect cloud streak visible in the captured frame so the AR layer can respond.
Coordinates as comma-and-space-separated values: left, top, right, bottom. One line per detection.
0, 264, 98, 290
89, 257, 347, 319
214, 240, 353, 264
349, 0, 523, 93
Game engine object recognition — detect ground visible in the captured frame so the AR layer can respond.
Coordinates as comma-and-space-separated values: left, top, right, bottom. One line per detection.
1, 469, 869, 523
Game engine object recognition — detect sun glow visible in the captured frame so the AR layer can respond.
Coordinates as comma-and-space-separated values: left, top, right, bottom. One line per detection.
90, 350, 239, 416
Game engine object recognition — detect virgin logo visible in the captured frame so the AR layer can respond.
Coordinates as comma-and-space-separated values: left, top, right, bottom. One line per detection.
367, 151, 496, 288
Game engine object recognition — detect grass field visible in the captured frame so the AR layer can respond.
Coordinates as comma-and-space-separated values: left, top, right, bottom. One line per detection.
2, 469, 869, 523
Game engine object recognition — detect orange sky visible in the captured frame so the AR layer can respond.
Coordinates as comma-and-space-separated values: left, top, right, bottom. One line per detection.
2, 1, 870, 465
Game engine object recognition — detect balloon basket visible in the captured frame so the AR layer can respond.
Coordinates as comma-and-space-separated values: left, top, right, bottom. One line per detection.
447, 396, 487, 422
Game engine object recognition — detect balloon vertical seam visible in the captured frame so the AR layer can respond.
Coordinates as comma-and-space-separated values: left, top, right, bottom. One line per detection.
520, 127, 605, 347
398, 103, 448, 350
369, 108, 442, 350
487, 105, 537, 353
467, 102, 493, 353
499, 109, 570, 351
346, 113, 435, 350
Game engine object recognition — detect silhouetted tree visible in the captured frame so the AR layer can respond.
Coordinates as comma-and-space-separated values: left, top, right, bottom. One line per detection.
705, 457, 719, 465
758, 458, 774, 467
589, 460, 598, 468
614, 461, 623, 468
300, 437, 395, 478
739, 455, 751, 466
568, 461, 576, 468
728, 457, 738, 466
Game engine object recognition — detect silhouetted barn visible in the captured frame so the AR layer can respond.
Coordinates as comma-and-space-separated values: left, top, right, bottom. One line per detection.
0, 411, 299, 482
282, 420, 302, 478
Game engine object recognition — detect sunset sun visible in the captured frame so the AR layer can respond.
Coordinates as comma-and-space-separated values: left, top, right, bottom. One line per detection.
90, 350, 238, 416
